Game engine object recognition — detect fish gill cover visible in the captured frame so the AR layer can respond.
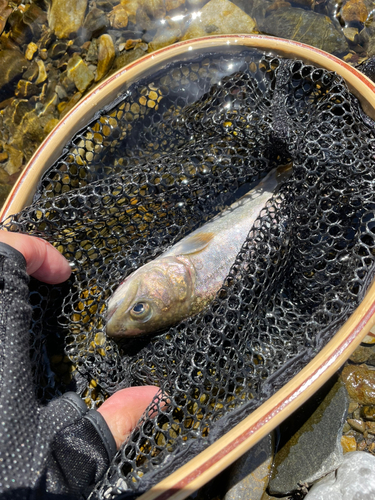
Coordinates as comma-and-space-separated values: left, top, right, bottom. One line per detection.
2, 48, 375, 497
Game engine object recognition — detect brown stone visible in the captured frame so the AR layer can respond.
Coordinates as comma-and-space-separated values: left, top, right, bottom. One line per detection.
25, 41, 38, 60
341, 435, 357, 453
35, 59, 47, 85
148, 24, 181, 52
342, 365, 375, 405
66, 53, 94, 92
124, 38, 142, 50
109, 4, 128, 28
181, 0, 257, 41
341, 0, 368, 24
366, 421, 375, 434
48, 0, 88, 39
347, 418, 366, 433
0, 0, 12, 37
95, 34, 116, 82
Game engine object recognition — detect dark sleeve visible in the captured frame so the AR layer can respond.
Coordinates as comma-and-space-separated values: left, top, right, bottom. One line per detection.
0, 242, 116, 499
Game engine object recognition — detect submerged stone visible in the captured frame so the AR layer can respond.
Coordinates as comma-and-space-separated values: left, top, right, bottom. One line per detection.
259, 7, 349, 56
269, 379, 348, 495
148, 24, 182, 52
341, 364, 375, 405
48, 0, 88, 39
0, 50, 28, 98
67, 53, 94, 93
25, 42, 38, 61
305, 451, 375, 499
181, 0, 257, 40
3, 144, 23, 175
109, 4, 129, 28
95, 34, 116, 82
224, 434, 273, 500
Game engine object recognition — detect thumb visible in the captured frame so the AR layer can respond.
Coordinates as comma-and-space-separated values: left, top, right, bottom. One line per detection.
98, 386, 161, 449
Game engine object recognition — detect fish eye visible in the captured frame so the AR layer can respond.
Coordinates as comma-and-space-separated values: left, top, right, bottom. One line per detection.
130, 302, 151, 321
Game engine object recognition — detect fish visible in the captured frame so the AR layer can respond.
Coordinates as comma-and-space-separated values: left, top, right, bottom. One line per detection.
106, 165, 292, 337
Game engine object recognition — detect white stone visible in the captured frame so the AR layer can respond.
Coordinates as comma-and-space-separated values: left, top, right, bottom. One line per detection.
305, 451, 375, 500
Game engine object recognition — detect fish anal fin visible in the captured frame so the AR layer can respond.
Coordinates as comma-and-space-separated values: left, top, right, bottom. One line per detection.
174, 232, 214, 255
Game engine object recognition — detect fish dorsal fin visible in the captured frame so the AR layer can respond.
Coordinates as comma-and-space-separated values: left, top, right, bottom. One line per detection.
173, 232, 214, 256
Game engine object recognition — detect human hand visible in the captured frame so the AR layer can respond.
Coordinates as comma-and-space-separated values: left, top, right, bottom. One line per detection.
0, 231, 71, 284
0, 231, 157, 450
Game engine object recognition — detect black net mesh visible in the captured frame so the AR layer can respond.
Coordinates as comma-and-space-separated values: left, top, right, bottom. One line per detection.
2, 47, 375, 497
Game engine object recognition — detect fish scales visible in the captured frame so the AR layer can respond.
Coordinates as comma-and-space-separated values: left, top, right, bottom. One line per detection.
106, 165, 292, 337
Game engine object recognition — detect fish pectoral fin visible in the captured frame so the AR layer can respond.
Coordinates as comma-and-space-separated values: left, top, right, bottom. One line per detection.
174, 232, 214, 256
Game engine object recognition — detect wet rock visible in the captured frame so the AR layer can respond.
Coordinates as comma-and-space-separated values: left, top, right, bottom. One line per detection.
347, 418, 365, 432
343, 26, 359, 43
23, 60, 39, 82
0, 0, 12, 37
148, 22, 182, 52
48, 41, 69, 59
86, 39, 98, 63
0, 50, 28, 98
143, 0, 167, 19
109, 4, 129, 28
340, 0, 368, 25
0, 151, 8, 163
82, 8, 108, 38
15, 80, 39, 98
182, 0, 257, 40
95, 34, 116, 82
224, 434, 273, 500
66, 53, 94, 92
349, 345, 374, 363
341, 435, 357, 453
113, 45, 148, 71
268, 379, 348, 495
305, 451, 375, 499
258, 7, 349, 56
3, 143, 23, 175
48, 0, 88, 39
35, 59, 47, 85
25, 41, 38, 61
341, 364, 375, 405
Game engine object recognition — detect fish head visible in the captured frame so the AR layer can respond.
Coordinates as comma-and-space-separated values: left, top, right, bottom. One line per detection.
106, 256, 194, 337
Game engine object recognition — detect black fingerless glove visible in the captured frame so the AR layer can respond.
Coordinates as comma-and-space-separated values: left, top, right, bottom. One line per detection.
0, 242, 116, 499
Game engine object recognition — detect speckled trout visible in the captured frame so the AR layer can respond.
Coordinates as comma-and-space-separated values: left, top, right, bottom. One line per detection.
106, 165, 292, 337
